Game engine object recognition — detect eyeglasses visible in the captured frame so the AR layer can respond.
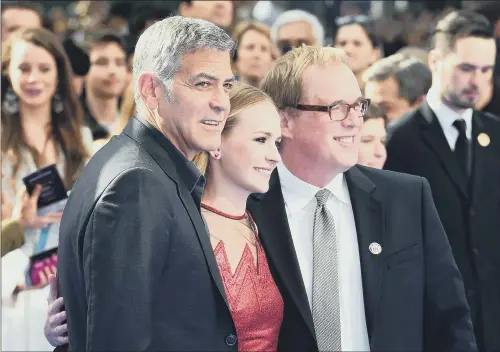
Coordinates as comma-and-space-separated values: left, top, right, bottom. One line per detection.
294, 98, 371, 121
335, 14, 371, 27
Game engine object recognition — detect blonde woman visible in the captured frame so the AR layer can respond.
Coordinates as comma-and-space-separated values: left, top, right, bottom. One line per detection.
232, 21, 275, 87
45, 83, 284, 351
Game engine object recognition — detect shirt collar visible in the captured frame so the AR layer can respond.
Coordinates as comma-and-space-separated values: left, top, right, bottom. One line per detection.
426, 89, 473, 138
136, 116, 204, 195
277, 162, 351, 214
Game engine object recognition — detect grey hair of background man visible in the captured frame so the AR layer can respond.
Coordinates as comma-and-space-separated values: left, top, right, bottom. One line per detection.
362, 53, 432, 105
133, 16, 234, 116
396, 46, 429, 66
270, 9, 325, 46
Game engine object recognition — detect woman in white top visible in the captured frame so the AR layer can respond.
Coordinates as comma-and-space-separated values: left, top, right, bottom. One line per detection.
1, 27, 93, 351
1, 27, 93, 256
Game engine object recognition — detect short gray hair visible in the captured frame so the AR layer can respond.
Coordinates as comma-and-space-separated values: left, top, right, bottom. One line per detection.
396, 46, 429, 65
270, 10, 325, 46
362, 54, 432, 105
133, 16, 234, 115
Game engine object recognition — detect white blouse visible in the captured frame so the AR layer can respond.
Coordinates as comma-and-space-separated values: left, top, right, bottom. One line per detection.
2, 126, 94, 256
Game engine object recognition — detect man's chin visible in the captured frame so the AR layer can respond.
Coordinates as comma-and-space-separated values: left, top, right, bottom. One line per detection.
197, 141, 221, 154
451, 94, 477, 109
458, 101, 476, 109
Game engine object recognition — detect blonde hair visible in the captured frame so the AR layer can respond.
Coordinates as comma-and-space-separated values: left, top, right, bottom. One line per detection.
112, 82, 135, 136
232, 21, 277, 62
260, 45, 348, 112
233, 21, 272, 46
192, 83, 274, 174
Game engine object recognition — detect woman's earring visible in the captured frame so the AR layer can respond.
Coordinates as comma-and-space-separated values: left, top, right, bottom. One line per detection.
53, 90, 64, 113
3, 86, 19, 114
213, 148, 221, 160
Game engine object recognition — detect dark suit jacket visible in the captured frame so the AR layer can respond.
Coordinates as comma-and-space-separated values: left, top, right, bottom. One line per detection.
57, 117, 237, 351
247, 166, 477, 352
384, 101, 500, 351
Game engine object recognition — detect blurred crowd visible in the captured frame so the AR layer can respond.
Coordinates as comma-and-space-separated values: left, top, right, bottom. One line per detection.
1, 0, 499, 351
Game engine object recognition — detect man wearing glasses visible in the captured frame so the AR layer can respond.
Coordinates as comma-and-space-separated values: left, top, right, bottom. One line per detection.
248, 45, 477, 351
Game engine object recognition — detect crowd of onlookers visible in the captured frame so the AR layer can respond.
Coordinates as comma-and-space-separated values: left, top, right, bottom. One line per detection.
1, 0, 499, 351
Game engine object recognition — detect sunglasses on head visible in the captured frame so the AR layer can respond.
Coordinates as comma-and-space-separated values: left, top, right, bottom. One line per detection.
277, 39, 313, 54
335, 14, 371, 27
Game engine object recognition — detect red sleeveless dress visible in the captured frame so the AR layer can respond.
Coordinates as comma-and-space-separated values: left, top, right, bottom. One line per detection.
213, 235, 284, 351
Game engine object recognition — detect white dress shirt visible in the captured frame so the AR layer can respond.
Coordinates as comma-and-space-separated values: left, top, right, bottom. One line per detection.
426, 90, 473, 151
278, 162, 370, 352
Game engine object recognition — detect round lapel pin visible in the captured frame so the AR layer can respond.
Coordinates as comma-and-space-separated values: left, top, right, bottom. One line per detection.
477, 133, 490, 147
369, 242, 382, 255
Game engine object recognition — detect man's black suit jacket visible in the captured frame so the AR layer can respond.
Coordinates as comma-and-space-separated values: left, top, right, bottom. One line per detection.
248, 165, 477, 352
57, 117, 237, 351
384, 101, 500, 351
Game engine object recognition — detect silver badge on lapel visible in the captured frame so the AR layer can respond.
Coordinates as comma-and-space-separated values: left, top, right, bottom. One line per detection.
369, 242, 382, 255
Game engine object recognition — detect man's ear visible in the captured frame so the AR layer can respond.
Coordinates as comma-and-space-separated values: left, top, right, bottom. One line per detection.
280, 110, 295, 140
413, 95, 425, 107
137, 72, 160, 110
427, 49, 441, 73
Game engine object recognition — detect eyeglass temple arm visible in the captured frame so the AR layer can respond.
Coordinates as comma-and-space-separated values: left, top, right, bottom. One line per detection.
295, 104, 330, 112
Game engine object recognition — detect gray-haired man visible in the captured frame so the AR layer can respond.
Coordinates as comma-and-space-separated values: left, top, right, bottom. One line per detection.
57, 16, 237, 351
363, 53, 432, 122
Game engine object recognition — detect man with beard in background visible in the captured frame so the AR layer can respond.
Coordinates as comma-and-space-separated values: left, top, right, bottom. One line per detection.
385, 10, 500, 352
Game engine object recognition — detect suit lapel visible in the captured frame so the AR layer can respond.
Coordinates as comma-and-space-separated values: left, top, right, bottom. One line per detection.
345, 167, 384, 340
249, 171, 316, 339
470, 113, 488, 205
418, 102, 469, 200
177, 186, 229, 308
124, 118, 229, 308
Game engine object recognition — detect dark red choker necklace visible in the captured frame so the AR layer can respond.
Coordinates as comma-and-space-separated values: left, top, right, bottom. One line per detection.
201, 202, 247, 220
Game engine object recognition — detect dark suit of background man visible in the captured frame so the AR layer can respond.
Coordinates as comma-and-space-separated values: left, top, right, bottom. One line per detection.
385, 10, 500, 352
249, 44, 476, 351
57, 16, 238, 351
